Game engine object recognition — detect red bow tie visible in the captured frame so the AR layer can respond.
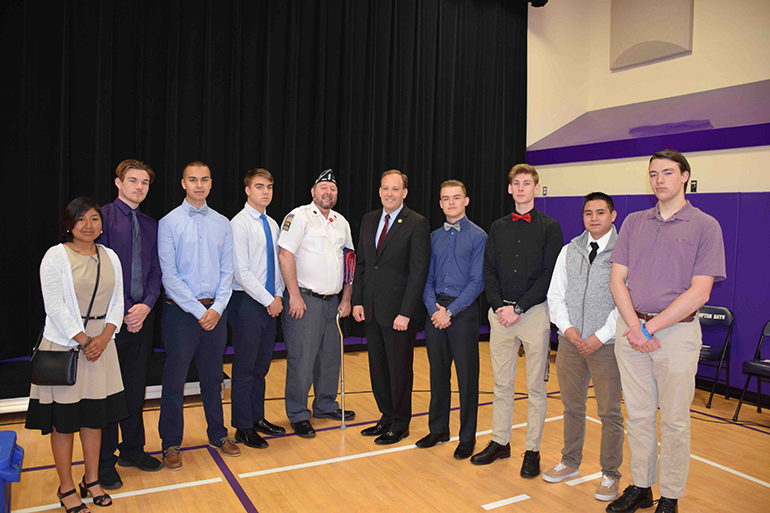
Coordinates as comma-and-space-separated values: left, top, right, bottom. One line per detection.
511, 212, 531, 223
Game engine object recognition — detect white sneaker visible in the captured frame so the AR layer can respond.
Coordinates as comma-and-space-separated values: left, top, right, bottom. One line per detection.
594, 474, 620, 501
542, 461, 579, 483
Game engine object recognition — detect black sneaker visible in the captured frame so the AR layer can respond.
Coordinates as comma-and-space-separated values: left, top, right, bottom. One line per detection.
606, 485, 654, 513
118, 452, 163, 472
98, 467, 123, 490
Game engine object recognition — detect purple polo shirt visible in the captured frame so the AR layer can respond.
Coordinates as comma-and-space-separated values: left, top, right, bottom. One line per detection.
99, 198, 162, 315
610, 200, 726, 313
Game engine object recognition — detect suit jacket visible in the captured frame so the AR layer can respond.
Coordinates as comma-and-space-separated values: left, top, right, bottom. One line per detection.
352, 205, 431, 327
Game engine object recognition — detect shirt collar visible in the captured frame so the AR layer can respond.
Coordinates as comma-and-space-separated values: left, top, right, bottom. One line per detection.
244, 202, 266, 220
115, 197, 139, 217
381, 204, 404, 222
588, 228, 613, 253
182, 199, 208, 213
647, 200, 694, 222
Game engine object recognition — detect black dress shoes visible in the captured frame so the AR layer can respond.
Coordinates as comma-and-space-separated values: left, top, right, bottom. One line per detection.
254, 419, 286, 436
654, 498, 678, 513
313, 408, 356, 421
375, 429, 409, 445
470, 441, 511, 465
415, 432, 450, 448
454, 440, 475, 460
520, 450, 540, 478
291, 420, 316, 438
605, 485, 654, 513
235, 428, 269, 449
361, 420, 390, 437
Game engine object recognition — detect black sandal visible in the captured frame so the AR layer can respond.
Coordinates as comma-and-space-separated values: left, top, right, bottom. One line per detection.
79, 477, 112, 507
57, 486, 89, 513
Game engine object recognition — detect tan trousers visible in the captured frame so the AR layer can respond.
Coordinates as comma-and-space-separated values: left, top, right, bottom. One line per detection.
615, 316, 701, 499
556, 335, 624, 479
488, 302, 551, 449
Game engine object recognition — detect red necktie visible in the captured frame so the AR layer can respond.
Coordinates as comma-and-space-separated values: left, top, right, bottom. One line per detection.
511, 212, 531, 223
377, 214, 390, 253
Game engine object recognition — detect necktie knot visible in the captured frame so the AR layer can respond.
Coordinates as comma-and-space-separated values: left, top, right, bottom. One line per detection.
444, 221, 461, 232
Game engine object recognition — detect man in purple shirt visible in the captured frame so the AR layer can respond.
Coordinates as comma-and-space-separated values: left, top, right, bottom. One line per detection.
98, 159, 163, 488
607, 150, 726, 513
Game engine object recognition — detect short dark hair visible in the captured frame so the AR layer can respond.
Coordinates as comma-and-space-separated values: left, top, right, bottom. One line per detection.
116, 159, 155, 184
440, 179, 467, 196
244, 168, 274, 187
583, 191, 615, 212
508, 163, 539, 185
61, 197, 103, 242
650, 149, 691, 192
381, 169, 408, 189
183, 160, 210, 179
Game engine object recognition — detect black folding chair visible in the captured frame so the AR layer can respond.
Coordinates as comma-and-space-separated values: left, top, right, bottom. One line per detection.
696, 306, 734, 408
732, 320, 770, 422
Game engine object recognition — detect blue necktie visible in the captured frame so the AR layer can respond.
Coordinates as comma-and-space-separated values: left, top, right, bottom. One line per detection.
130, 209, 143, 302
261, 214, 275, 296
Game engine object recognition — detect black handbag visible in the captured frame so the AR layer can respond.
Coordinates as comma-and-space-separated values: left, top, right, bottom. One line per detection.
30, 247, 101, 386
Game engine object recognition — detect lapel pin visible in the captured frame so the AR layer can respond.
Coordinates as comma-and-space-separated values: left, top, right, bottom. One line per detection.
397, 219, 403, 224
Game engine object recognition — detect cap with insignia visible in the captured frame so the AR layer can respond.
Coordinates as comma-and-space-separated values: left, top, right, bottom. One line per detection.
315, 168, 337, 185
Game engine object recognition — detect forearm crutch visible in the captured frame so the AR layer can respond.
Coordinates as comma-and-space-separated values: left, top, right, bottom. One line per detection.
336, 311, 347, 430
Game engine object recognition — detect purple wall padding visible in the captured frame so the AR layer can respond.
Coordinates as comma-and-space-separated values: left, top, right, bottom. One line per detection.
540, 192, 769, 391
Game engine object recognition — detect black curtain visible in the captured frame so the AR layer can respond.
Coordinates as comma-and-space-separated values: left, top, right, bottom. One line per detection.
1, 0, 527, 360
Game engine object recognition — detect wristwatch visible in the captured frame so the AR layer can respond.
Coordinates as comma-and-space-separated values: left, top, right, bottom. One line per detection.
445, 308, 454, 318
511, 303, 523, 315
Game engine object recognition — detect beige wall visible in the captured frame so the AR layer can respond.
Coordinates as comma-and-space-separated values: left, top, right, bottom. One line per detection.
528, 0, 770, 196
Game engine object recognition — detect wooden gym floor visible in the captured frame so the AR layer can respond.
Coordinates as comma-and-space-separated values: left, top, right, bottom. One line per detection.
3, 343, 770, 512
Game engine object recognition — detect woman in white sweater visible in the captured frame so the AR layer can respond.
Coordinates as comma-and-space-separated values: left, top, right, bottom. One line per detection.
26, 197, 127, 513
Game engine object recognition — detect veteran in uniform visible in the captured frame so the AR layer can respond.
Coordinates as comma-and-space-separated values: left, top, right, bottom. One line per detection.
277, 169, 356, 438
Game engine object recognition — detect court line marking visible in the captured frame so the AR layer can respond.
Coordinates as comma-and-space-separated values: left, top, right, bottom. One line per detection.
239, 416, 564, 478
481, 494, 531, 510
566, 471, 603, 486
12, 478, 222, 513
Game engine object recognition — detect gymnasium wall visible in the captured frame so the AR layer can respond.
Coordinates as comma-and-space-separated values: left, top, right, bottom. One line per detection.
527, 0, 770, 395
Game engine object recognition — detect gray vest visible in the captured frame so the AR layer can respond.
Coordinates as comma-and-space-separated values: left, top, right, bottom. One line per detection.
564, 226, 617, 339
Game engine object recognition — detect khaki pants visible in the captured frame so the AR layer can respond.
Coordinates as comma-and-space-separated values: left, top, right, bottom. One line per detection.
488, 302, 551, 449
615, 316, 701, 499
556, 335, 624, 479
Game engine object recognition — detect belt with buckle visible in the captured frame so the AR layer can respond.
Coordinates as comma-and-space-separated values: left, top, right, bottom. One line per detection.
299, 288, 335, 301
166, 297, 215, 306
635, 310, 697, 323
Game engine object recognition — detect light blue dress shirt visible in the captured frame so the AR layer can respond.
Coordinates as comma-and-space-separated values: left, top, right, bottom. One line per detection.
158, 200, 234, 319
375, 204, 404, 245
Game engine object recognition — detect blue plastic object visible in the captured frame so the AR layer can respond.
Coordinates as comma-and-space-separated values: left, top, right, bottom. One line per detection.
0, 431, 24, 513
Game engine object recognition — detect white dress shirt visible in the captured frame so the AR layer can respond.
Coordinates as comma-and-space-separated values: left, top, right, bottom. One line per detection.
547, 229, 619, 344
231, 202, 285, 307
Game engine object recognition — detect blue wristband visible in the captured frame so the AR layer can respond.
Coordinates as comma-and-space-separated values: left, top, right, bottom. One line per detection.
640, 323, 653, 340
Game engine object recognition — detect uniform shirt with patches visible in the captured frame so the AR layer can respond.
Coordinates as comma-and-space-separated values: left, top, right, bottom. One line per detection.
277, 202, 354, 295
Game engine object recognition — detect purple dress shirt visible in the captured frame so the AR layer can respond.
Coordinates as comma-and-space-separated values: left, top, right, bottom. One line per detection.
99, 198, 162, 315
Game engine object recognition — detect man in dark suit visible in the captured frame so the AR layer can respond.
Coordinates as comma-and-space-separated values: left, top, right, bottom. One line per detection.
352, 170, 431, 445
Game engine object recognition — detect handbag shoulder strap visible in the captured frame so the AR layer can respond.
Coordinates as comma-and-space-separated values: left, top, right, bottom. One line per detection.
82, 246, 102, 329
